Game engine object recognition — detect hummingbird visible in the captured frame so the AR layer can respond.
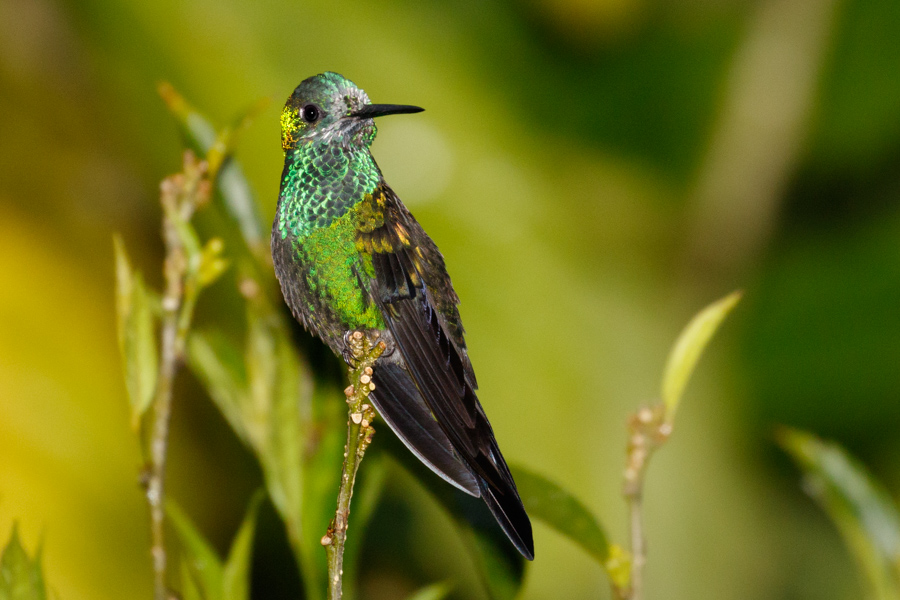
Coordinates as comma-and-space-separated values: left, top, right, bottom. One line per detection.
272, 72, 533, 560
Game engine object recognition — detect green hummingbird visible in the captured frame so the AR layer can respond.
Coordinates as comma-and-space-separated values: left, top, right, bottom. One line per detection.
272, 72, 534, 560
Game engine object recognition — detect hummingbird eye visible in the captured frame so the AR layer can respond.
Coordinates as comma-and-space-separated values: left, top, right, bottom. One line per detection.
301, 104, 321, 123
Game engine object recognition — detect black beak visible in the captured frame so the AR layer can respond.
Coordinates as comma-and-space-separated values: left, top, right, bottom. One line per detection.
352, 104, 424, 119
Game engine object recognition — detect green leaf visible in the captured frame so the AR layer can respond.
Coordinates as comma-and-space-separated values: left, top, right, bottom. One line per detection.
179, 560, 204, 600
157, 83, 266, 260
244, 301, 280, 449
159, 88, 334, 598
156, 82, 216, 148
0, 524, 47, 600
180, 561, 204, 600
187, 295, 320, 600
166, 501, 224, 600
113, 235, 158, 429
187, 330, 250, 445
243, 299, 307, 539
660, 290, 741, 421
778, 428, 900, 600
168, 493, 263, 600
205, 97, 270, 180
512, 467, 619, 574
404, 581, 452, 600
222, 491, 264, 600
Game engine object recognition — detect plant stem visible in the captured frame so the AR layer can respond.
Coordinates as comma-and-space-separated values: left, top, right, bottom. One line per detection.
144, 153, 209, 600
148, 277, 178, 600
322, 331, 385, 600
627, 495, 645, 600
622, 403, 671, 600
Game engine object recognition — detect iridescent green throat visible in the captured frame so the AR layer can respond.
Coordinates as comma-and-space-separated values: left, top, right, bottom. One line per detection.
277, 141, 381, 240
277, 140, 386, 330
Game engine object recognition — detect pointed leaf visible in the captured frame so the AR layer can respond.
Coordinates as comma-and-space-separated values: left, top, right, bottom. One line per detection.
157, 82, 217, 148
187, 330, 250, 445
512, 466, 618, 576
243, 299, 307, 531
661, 290, 741, 421
180, 561, 204, 600
188, 294, 318, 600
404, 582, 452, 600
0, 524, 47, 600
244, 303, 279, 450
157, 83, 266, 259
166, 501, 224, 600
113, 235, 158, 428
222, 491, 264, 600
205, 97, 271, 179
778, 428, 900, 600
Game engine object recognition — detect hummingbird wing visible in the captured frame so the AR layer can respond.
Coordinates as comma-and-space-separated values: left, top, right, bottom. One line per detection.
357, 184, 535, 560
369, 360, 480, 496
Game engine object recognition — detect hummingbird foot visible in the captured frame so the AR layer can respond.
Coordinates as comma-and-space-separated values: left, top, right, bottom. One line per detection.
342, 329, 387, 366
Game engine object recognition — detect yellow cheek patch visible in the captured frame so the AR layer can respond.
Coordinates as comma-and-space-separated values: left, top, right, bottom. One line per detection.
281, 107, 302, 150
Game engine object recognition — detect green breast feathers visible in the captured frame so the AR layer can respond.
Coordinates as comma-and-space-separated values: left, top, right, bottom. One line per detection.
291, 194, 388, 330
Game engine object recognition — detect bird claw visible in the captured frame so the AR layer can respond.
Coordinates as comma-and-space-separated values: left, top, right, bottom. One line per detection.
342, 330, 387, 366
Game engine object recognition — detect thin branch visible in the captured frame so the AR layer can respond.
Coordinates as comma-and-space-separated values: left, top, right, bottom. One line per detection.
622, 403, 671, 600
143, 152, 210, 600
321, 331, 385, 600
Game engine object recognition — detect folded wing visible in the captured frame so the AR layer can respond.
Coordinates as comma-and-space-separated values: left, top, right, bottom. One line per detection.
357, 185, 534, 560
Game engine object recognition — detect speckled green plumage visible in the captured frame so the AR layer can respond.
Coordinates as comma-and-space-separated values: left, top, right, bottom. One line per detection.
276, 142, 381, 239
293, 200, 385, 330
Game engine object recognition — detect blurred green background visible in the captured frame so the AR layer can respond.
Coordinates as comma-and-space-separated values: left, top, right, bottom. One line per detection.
1, 0, 899, 597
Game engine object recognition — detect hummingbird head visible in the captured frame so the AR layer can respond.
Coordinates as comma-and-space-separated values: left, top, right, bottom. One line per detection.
281, 72, 424, 152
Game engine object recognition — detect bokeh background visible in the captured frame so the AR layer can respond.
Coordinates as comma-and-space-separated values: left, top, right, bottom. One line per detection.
1, 0, 899, 598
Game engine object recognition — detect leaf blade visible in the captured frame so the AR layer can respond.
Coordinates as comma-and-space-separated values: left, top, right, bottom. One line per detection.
187, 330, 250, 445
512, 466, 612, 564
778, 428, 900, 600
0, 524, 47, 600
660, 290, 741, 421
157, 83, 266, 260
113, 235, 158, 429
166, 501, 224, 600
188, 294, 320, 600
223, 491, 265, 600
